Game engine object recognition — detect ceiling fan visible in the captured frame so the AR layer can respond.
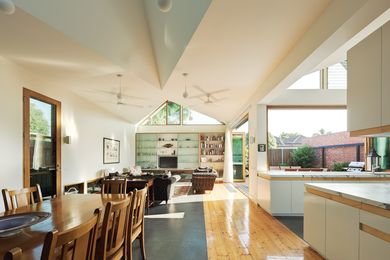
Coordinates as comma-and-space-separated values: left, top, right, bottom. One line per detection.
188, 85, 229, 104
93, 74, 144, 108
202, 93, 227, 105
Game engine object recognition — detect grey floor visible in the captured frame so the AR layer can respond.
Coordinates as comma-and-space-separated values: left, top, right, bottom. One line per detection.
275, 216, 304, 239
132, 202, 208, 260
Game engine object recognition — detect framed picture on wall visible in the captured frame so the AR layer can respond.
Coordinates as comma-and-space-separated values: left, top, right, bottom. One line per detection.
103, 138, 120, 164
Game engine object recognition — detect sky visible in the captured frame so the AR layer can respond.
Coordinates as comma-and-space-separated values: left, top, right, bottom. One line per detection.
268, 109, 347, 137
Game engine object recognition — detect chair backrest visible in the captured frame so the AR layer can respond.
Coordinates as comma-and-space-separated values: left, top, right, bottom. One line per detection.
41, 208, 102, 260
101, 179, 127, 195
2, 184, 43, 211
4, 247, 22, 260
130, 186, 148, 231
96, 195, 132, 260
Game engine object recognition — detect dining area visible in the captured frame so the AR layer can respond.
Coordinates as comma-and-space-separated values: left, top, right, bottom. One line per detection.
0, 180, 148, 260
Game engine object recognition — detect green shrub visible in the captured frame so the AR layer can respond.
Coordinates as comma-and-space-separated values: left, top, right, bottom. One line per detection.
332, 162, 349, 171
291, 145, 316, 168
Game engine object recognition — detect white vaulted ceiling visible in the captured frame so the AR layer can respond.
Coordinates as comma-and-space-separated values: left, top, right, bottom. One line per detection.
1, 0, 364, 124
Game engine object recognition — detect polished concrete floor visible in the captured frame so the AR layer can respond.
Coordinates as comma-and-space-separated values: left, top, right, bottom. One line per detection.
275, 216, 304, 239
132, 201, 208, 260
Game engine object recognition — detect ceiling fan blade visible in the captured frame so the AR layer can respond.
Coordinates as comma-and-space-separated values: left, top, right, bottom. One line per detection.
211, 97, 228, 103
188, 93, 207, 99
84, 89, 117, 96
208, 88, 230, 95
119, 93, 146, 100
119, 103, 144, 108
192, 85, 208, 94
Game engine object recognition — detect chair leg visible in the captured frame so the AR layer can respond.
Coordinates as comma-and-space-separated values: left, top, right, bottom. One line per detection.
139, 230, 146, 259
128, 241, 133, 260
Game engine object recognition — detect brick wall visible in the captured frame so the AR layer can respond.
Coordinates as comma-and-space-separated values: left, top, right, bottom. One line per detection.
302, 132, 365, 169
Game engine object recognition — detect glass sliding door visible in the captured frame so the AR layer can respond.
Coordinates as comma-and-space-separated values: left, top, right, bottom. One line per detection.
23, 89, 61, 197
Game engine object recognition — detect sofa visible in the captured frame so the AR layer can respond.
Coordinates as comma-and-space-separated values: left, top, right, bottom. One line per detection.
192, 167, 218, 193
153, 175, 181, 204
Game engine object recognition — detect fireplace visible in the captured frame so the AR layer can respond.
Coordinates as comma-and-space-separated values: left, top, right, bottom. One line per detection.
159, 156, 177, 168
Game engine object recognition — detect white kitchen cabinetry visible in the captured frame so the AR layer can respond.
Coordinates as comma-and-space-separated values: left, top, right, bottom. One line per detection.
325, 199, 360, 260
359, 231, 390, 260
348, 20, 390, 133
382, 21, 390, 126
291, 181, 305, 213
270, 181, 291, 214
347, 28, 382, 132
304, 192, 326, 257
359, 210, 390, 260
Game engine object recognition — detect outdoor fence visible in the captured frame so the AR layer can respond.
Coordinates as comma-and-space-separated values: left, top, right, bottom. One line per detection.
268, 143, 365, 169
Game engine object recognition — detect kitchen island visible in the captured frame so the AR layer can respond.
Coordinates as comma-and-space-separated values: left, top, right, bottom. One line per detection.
304, 182, 390, 260
257, 171, 390, 216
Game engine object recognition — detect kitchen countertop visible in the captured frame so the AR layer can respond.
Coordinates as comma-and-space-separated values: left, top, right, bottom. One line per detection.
305, 182, 390, 210
258, 170, 390, 178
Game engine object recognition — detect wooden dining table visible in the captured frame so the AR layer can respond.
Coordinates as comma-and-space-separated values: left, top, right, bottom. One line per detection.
0, 193, 128, 259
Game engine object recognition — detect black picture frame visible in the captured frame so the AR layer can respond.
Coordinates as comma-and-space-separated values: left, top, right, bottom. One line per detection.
103, 138, 120, 164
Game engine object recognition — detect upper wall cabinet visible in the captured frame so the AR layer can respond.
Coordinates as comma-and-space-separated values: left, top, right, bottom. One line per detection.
348, 21, 390, 136
382, 21, 390, 127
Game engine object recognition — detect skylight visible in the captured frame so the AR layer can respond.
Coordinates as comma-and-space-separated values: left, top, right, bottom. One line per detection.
141, 101, 222, 126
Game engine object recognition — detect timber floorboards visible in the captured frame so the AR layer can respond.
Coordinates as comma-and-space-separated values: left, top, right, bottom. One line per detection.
202, 184, 323, 260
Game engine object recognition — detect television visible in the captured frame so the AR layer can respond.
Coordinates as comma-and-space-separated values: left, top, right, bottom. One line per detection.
159, 156, 178, 168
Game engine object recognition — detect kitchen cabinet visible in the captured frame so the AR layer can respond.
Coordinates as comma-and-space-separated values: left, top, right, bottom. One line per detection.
382, 21, 390, 126
348, 20, 390, 135
304, 192, 326, 257
291, 181, 305, 213
325, 199, 359, 260
347, 28, 382, 132
359, 210, 390, 260
359, 231, 390, 260
270, 181, 291, 214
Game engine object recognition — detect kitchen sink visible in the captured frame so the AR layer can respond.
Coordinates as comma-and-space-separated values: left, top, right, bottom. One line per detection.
0, 212, 51, 237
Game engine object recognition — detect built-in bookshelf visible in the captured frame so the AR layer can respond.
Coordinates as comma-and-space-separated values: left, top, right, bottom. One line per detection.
136, 132, 225, 176
178, 133, 199, 169
199, 133, 225, 177
136, 133, 200, 170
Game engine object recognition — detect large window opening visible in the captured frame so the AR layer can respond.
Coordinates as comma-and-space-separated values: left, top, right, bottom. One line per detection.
288, 61, 347, 90
267, 107, 365, 171
142, 101, 223, 126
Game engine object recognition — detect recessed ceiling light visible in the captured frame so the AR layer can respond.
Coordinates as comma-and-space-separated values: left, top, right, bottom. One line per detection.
0, 0, 15, 15
157, 0, 172, 13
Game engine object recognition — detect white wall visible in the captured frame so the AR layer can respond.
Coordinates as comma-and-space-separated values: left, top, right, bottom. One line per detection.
0, 57, 135, 211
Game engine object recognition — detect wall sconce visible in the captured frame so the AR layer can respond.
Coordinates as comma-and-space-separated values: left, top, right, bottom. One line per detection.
63, 136, 71, 144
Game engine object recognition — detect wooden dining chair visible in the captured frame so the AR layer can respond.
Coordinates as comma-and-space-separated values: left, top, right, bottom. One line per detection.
4, 247, 22, 260
96, 195, 132, 260
41, 208, 102, 260
2, 184, 43, 211
101, 179, 127, 195
127, 186, 148, 260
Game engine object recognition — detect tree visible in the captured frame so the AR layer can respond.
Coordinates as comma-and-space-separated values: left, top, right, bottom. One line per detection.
291, 145, 316, 168
30, 104, 49, 135
268, 133, 277, 149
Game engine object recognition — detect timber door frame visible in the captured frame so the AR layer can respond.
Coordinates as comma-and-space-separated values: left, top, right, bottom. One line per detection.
23, 88, 62, 196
